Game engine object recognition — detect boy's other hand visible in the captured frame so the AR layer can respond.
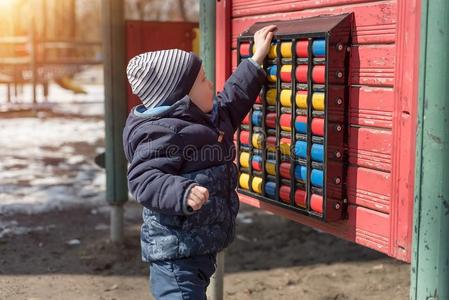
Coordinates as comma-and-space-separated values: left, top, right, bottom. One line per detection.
186, 186, 209, 211
251, 25, 278, 65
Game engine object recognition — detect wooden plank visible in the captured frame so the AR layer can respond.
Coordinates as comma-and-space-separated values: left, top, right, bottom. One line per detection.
231, 1, 397, 47
348, 205, 390, 253
232, 0, 391, 17
348, 127, 392, 171
349, 45, 395, 86
216, 0, 232, 92
347, 166, 391, 213
349, 86, 394, 129
238, 193, 391, 255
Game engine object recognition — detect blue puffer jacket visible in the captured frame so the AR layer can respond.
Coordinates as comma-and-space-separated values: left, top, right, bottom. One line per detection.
122, 59, 265, 262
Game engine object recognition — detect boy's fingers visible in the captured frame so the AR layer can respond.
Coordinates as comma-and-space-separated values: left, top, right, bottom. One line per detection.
188, 192, 202, 204
191, 189, 207, 203
260, 25, 277, 35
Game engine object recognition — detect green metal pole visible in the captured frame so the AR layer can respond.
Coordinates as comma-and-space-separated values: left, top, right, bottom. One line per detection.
200, 0, 216, 88
199, 1, 223, 300
411, 0, 449, 299
101, 0, 128, 242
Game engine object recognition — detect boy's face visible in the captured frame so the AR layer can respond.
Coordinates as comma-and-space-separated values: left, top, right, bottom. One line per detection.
188, 66, 214, 113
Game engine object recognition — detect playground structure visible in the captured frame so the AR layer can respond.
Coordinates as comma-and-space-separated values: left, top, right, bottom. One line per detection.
0, 0, 102, 104
7, 0, 438, 298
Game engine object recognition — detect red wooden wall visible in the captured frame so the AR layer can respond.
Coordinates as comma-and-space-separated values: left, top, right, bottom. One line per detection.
216, 0, 421, 262
125, 21, 198, 111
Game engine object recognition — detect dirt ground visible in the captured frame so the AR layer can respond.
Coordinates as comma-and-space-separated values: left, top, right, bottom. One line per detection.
0, 201, 410, 300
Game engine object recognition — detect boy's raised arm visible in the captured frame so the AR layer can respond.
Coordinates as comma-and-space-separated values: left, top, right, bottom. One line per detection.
216, 25, 277, 132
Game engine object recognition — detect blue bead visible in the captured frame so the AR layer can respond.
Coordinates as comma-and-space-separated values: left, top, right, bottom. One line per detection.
265, 181, 276, 198
311, 144, 324, 162
295, 141, 307, 159
251, 110, 263, 126
311, 169, 324, 188
295, 119, 307, 134
312, 39, 326, 57
267, 65, 277, 77
294, 165, 307, 182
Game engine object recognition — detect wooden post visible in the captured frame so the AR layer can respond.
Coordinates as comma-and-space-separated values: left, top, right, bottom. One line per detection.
101, 0, 128, 243
411, 0, 449, 298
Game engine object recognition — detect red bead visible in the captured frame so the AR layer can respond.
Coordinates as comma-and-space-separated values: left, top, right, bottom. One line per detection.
311, 118, 325, 136
295, 65, 308, 83
312, 65, 326, 84
266, 135, 276, 150
239, 131, 250, 145
280, 162, 291, 179
296, 40, 309, 58
266, 113, 276, 128
295, 189, 307, 207
280, 185, 291, 203
240, 43, 251, 56
310, 194, 323, 213
280, 114, 291, 131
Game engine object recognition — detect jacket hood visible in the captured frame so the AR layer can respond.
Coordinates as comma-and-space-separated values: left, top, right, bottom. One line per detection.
122, 95, 218, 162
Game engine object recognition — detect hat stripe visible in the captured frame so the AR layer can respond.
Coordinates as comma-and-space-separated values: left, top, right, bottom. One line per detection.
144, 50, 188, 108
140, 50, 175, 105
126, 49, 201, 108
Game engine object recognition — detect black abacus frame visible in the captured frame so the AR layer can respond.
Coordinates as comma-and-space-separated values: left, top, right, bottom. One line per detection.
236, 15, 351, 222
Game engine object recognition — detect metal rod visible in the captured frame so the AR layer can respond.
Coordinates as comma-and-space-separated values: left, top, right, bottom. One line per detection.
200, 1, 223, 299
208, 252, 224, 300
101, 0, 128, 243
411, 0, 449, 298
110, 205, 124, 242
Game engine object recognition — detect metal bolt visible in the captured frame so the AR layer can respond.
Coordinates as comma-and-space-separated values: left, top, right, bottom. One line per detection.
343, 198, 348, 204
335, 177, 341, 184
336, 125, 342, 132
336, 97, 343, 105
336, 71, 343, 79
336, 43, 343, 51
335, 151, 342, 158
335, 203, 341, 210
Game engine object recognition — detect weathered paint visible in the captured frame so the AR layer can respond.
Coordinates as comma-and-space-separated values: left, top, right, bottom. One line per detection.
411, 0, 449, 298
216, 0, 420, 262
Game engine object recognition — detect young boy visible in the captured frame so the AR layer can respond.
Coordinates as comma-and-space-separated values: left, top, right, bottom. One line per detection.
123, 25, 276, 299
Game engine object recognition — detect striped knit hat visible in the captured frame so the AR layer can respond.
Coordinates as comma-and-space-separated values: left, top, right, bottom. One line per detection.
126, 49, 202, 108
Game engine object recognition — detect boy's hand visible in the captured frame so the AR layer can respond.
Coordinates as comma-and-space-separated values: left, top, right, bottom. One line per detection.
252, 25, 277, 65
186, 186, 209, 211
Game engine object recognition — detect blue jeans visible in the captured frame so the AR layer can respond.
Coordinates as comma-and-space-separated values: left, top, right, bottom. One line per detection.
149, 254, 217, 300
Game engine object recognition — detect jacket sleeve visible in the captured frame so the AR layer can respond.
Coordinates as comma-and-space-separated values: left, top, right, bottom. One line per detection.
126, 124, 197, 215
216, 58, 266, 132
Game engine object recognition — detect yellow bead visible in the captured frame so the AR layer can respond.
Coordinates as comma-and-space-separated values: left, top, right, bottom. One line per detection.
312, 92, 325, 110
281, 42, 292, 58
280, 139, 291, 155
266, 89, 277, 105
239, 152, 250, 168
280, 89, 292, 107
268, 44, 277, 59
266, 161, 276, 175
296, 91, 308, 109
252, 176, 263, 194
252, 133, 263, 149
239, 173, 250, 189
